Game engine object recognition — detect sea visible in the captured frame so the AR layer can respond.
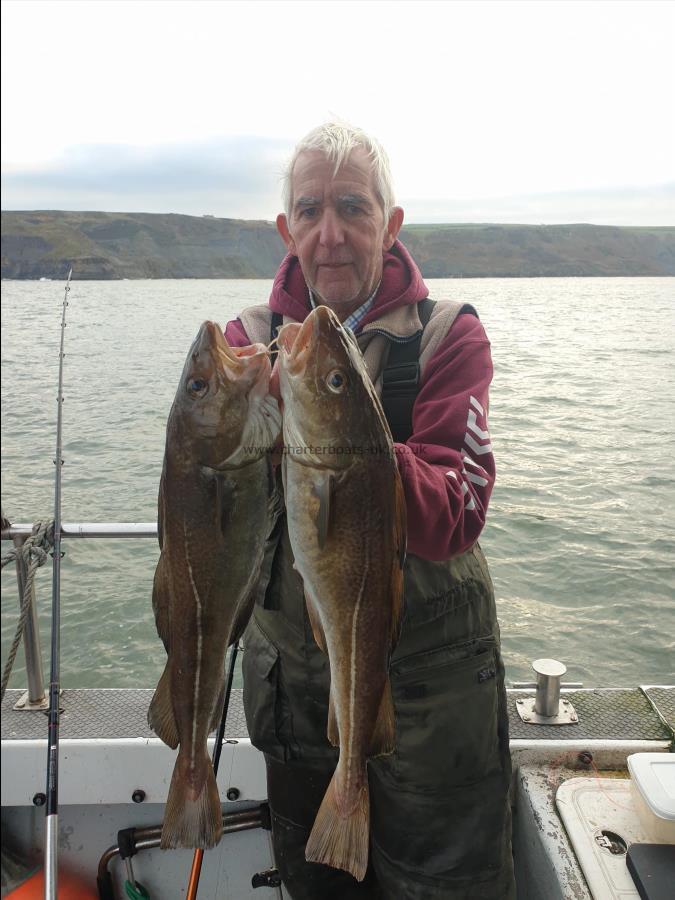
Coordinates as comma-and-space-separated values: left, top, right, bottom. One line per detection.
1, 277, 674, 691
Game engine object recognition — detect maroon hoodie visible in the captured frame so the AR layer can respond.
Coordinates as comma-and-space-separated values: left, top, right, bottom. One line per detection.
225, 241, 495, 561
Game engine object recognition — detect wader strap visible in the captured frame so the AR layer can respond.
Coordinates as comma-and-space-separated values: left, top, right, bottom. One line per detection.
270, 311, 284, 363
271, 299, 476, 443
381, 299, 477, 443
380, 297, 435, 443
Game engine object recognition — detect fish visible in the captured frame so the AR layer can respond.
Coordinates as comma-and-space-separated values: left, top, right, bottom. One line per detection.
148, 321, 281, 849
276, 305, 406, 881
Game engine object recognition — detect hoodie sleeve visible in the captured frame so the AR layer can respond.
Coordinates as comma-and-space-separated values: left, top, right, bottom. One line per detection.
394, 314, 495, 561
224, 318, 251, 347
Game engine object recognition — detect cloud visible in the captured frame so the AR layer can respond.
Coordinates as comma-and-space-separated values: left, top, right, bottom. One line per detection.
2, 137, 674, 225
401, 184, 675, 227
1, 136, 293, 218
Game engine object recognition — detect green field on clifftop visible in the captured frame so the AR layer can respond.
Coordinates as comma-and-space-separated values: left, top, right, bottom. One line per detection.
2, 211, 674, 279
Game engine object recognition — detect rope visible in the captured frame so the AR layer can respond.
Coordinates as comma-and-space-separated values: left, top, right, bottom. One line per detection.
1, 520, 54, 701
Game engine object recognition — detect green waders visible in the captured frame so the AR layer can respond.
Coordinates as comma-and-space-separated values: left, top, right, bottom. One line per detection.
242, 515, 515, 900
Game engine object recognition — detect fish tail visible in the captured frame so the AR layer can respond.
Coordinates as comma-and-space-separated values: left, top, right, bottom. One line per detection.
305, 771, 369, 882
160, 750, 223, 849
148, 664, 179, 748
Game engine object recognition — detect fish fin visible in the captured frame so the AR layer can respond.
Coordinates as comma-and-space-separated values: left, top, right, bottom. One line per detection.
210, 680, 226, 733
152, 555, 171, 653
305, 772, 369, 882
314, 472, 334, 549
268, 468, 285, 533
157, 464, 166, 549
281, 453, 288, 499
229, 592, 255, 647
267, 467, 284, 536
389, 557, 404, 651
327, 688, 339, 747
148, 665, 179, 749
390, 473, 407, 648
160, 750, 223, 849
394, 469, 407, 570
368, 680, 396, 757
305, 591, 328, 654
214, 472, 237, 536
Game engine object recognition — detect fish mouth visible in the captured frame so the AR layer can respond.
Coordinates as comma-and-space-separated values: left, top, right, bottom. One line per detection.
197, 321, 270, 381
278, 306, 344, 376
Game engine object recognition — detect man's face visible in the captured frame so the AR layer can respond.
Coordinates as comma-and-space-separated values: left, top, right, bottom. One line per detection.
277, 148, 403, 319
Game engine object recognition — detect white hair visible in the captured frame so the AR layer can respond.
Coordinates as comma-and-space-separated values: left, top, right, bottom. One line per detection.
282, 122, 396, 222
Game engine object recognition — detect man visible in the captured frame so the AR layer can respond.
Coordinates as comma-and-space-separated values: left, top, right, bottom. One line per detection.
225, 122, 515, 899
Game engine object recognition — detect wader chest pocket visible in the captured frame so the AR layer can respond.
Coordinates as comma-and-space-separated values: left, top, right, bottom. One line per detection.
387, 644, 500, 792
401, 548, 494, 632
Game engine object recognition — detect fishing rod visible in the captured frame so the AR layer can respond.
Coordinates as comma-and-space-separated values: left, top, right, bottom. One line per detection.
185, 642, 240, 900
44, 267, 72, 900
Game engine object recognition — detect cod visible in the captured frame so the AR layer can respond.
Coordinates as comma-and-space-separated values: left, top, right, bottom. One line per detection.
276, 305, 406, 881
149, 321, 281, 849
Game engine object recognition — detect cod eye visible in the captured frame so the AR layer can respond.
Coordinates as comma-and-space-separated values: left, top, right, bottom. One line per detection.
187, 377, 209, 397
326, 369, 347, 393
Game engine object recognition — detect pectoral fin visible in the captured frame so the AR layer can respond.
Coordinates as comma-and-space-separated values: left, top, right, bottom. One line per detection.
313, 472, 335, 549
214, 472, 237, 536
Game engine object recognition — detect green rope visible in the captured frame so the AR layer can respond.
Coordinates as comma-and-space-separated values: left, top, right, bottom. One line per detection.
1, 520, 54, 700
124, 880, 150, 899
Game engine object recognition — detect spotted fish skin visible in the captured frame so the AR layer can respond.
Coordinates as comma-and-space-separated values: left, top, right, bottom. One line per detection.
276, 306, 405, 881
149, 321, 281, 850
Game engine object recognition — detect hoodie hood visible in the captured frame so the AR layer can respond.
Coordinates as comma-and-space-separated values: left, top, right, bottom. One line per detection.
268, 239, 429, 329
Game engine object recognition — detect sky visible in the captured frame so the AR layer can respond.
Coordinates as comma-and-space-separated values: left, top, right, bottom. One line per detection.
1, 0, 674, 225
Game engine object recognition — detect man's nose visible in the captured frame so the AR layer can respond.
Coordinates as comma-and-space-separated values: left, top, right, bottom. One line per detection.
319, 208, 344, 248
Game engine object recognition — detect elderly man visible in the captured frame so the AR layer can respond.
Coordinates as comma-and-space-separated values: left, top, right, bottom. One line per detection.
225, 123, 515, 900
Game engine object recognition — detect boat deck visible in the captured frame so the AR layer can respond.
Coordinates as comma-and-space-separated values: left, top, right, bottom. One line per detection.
2, 685, 673, 743
2, 685, 673, 900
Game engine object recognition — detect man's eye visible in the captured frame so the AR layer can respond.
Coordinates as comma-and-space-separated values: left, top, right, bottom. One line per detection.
344, 204, 363, 216
299, 207, 318, 219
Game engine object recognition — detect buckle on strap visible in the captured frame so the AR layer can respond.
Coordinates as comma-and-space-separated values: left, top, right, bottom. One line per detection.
382, 362, 420, 391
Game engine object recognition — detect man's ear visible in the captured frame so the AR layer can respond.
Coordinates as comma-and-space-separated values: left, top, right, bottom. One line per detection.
276, 214, 297, 254
383, 207, 404, 251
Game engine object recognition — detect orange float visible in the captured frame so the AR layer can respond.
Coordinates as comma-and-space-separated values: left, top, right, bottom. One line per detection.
6, 869, 98, 899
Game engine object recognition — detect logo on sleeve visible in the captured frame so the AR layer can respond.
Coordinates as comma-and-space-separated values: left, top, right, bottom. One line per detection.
445, 396, 493, 510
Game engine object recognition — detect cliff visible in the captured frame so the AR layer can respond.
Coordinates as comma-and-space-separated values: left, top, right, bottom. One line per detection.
2, 210, 674, 279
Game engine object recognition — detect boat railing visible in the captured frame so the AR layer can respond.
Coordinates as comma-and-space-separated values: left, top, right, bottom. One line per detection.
1, 521, 157, 710
4, 522, 158, 539
4, 521, 588, 719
